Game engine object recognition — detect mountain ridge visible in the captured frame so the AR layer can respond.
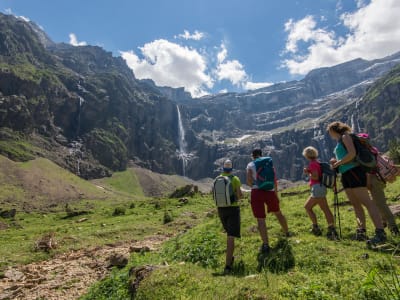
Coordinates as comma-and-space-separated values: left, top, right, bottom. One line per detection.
1, 12, 400, 183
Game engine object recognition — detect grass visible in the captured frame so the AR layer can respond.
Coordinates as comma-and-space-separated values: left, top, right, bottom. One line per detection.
81, 180, 400, 299
0, 191, 212, 270
92, 169, 144, 197
2, 156, 400, 299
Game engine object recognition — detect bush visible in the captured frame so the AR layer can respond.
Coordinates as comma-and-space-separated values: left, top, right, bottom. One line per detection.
162, 229, 222, 268
112, 207, 126, 216
163, 210, 173, 224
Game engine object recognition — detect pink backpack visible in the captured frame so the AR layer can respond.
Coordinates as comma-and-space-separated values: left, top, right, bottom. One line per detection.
376, 154, 399, 183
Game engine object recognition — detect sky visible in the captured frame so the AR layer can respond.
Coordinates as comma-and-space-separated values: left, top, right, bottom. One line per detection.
1, 0, 400, 98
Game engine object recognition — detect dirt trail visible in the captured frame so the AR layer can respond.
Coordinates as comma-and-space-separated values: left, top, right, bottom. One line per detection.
0, 235, 168, 300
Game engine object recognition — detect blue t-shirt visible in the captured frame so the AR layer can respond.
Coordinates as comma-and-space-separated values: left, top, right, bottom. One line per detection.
334, 142, 357, 174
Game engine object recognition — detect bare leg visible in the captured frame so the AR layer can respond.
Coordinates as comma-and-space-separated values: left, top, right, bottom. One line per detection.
304, 197, 318, 225
274, 211, 289, 233
353, 187, 383, 229
317, 198, 335, 226
257, 218, 269, 244
345, 188, 366, 228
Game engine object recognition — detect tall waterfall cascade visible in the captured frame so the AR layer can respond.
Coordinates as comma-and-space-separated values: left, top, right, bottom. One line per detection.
176, 105, 191, 177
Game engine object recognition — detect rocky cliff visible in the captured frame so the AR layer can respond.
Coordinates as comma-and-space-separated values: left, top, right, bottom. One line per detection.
0, 13, 197, 179
1, 13, 399, 183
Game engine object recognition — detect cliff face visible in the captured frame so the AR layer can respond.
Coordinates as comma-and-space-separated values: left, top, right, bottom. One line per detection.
0, 13, 193, 179
171, 54, 400, 181
1, 13, 399, 182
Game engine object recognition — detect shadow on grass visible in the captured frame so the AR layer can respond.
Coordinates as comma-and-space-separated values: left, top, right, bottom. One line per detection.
211, 259, 247, 277
256, 238, 295, 273
211, 238, 296, 277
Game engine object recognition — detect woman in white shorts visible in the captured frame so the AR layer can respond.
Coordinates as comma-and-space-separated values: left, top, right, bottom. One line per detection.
303, 146, 338, 240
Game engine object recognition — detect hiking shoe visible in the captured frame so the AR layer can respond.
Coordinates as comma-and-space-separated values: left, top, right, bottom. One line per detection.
223, 265, 232, 275
352, 228, 368, 241
260, 243, 270, 254
326, 226, 339, 240
390, 226, 400, 236
310, 224, 322, 236
284, 231, 294, 238
367, 228, 387, 246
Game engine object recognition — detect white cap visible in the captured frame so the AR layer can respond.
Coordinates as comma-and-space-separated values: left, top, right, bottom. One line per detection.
223, 159, 233, 170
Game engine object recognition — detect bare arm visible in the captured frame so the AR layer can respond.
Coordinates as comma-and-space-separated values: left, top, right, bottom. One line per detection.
235, 186, 243, 200
246, 169, 253, 187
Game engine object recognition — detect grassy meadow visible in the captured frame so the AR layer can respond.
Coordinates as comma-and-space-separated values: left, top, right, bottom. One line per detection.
1, 156, 400, 299
82, 178, 400, 299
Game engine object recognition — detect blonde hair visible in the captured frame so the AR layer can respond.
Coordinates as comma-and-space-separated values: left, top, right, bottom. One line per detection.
302, 146, 318, 159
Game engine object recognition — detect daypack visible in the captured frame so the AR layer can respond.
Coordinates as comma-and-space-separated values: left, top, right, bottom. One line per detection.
341, 133, 377, 172
376, 154, 398, 183
213, 175, 236, 207
254, 157, 275, 190
319, 161, 336, 188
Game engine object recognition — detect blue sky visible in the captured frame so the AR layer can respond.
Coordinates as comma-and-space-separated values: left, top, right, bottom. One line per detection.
1, 0, 400, 97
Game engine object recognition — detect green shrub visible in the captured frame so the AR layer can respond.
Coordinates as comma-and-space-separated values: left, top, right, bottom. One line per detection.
162, 228, 222, 268
163, 210, 173, 224
112, 207, 126, 216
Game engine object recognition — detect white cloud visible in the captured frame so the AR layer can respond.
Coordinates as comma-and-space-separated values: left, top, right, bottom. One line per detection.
282, 0, 400, 75
245, 81, 273, 91
121, 39, 213, 98
216, 59, 247, 86
69, 33, 87, 46
121, 38, 258, 96
5, 8, 13, 14
175, 30, 205, 41
215, 43, 248, 87
217, 44, 228, 63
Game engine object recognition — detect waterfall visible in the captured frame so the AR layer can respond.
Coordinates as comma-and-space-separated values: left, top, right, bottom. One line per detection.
176, 105, 190, 177
76, 96, 84, 137
68, 140, 83, 176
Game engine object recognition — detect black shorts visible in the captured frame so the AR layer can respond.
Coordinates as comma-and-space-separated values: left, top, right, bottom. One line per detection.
341, 166, 367, 188
218, 206, 241, 238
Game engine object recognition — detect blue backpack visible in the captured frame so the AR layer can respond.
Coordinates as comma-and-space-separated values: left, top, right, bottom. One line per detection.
254, 157, 275, 190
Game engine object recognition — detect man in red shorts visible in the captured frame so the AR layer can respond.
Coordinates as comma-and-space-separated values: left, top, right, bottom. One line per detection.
246, 148, 290, 254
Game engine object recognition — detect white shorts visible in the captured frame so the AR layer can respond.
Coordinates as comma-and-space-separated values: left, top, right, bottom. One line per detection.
311, 184, 327, 198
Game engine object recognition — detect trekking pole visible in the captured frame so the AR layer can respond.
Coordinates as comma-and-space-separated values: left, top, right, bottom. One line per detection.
333, 175, 342, 239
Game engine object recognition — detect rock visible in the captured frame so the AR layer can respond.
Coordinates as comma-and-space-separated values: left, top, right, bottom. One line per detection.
129, 245, 150, 253
107, 252, 129, 268
0, 209, 16, 219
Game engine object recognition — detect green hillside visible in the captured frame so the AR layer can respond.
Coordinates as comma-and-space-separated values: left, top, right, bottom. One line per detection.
0, 155, 110, 211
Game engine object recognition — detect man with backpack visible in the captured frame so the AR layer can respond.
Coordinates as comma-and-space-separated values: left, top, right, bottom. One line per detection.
213, 159, 243, 274
246, 149, 290, 254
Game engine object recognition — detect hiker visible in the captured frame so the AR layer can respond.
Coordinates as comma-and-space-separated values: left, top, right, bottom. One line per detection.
302, 146, 338, 240
365, 141, 400, 235
327, 121, 386, 245
368, 170, 400, 235
246, 148, 290, 255
213, 159, 243, 274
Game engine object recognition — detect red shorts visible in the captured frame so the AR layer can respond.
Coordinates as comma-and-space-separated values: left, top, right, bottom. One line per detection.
250, 189, 280, 218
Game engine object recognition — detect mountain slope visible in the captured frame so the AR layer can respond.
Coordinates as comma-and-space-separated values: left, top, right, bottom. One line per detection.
0, 13, 190, 179
1, 12, 400, 183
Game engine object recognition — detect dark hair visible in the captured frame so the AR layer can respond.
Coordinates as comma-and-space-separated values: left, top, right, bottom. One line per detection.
326, 121, 352, 135
252, 148, 262, 157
